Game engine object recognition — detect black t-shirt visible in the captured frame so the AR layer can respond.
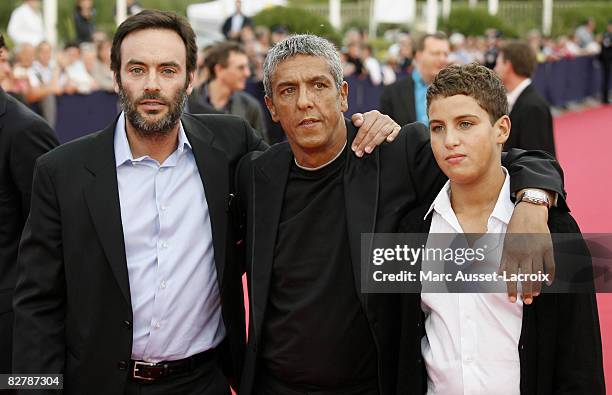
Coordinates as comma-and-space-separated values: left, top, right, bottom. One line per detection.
260, 146, 378, 390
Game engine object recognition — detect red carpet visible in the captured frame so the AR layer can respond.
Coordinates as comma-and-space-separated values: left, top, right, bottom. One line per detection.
553, 105, 612, 392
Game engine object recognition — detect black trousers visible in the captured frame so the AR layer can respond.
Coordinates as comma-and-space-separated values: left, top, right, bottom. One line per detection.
254, 374, 379, 395
124, 356, 230, 395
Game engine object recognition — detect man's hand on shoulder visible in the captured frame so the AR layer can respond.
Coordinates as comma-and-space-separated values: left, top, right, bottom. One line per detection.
351, 110, 401, 157
500, 195, 555, 305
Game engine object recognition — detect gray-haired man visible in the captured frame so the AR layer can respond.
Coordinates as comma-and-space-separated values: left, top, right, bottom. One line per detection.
235, 34, 567, 395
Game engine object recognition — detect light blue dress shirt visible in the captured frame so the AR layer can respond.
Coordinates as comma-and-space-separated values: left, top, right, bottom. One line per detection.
412, 68, 429, 126
114, 113, 225, 362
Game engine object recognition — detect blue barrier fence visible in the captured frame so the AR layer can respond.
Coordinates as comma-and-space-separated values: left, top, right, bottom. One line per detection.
54, 56, 610, 144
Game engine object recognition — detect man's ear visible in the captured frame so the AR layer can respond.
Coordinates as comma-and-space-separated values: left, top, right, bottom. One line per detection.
495, 115, 511, 144
113, 72, 120, 94
186, 71, 195, 95
339, 81, 349, 112
264, 95, 279, 122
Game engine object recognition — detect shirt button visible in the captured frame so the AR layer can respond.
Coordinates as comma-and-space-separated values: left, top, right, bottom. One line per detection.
118, 361, 128, 370
161, 241, 168, 249
161, 205, 167, 211
154, 322, 161, 329
160, 281, 167, 289
123, 320, 132, 329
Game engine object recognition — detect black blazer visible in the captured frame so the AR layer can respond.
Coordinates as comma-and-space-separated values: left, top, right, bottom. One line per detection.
221, 14, 253, 39
379, 76, 417, 126
235, 120, 567, 395
188, 88, 269, 143
506, 83, 556, 157
0, 89, 57, 373
12, 113, 267, 394
397, 206, 605, 395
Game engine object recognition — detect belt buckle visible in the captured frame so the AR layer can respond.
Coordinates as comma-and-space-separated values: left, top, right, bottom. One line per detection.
132, 360, 157, 381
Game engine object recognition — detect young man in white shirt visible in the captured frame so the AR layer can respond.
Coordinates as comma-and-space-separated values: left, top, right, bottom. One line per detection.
398, 63, 604, 394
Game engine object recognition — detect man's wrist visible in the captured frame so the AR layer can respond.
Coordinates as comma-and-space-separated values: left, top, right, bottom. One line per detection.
516, 188, 556, 208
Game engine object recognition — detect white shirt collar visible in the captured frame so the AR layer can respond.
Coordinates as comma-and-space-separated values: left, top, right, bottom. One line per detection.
114, 112, 191, 167
506, 78, 531, 111
425, 167, 514, 226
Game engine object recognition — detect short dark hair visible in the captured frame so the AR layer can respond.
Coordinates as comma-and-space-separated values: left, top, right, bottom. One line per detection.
499, 40, 536, 78
205, 41, 246, 80
414, 31, 448, 55
111, 10, 197, 79
0, 34, 6, 50
427, 63, 508, 124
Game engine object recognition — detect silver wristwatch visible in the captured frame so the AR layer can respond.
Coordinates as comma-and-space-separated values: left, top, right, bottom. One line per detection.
516, 189, 551, 208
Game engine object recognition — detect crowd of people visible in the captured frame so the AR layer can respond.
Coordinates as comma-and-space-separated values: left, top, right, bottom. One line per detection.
2, 0, 610, 135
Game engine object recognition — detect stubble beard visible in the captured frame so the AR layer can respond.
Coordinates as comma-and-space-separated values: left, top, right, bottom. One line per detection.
118, 84, 188, 140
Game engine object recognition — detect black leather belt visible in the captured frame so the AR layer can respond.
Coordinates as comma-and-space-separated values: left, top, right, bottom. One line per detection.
130, 348, 217, 382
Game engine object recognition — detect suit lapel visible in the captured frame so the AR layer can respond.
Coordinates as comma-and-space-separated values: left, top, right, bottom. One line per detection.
251, 145, 292, 341
343, 121, 380, 301
83, 121, 131, 305
182, 115, 230, 287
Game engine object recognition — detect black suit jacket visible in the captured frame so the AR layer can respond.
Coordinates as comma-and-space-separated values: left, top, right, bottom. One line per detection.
506, 83, 556, 157
397, 206, 604, 395
235, 120, 567, 395
379, 76, 417, 126
222, 14, 253, 39
12, 113, 267, 394
188, 88, 269, 143
0, 89, 57, 373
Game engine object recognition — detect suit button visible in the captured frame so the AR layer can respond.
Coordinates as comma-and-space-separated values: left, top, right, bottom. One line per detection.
118, 361, 128, 370
123, 320, 132, 329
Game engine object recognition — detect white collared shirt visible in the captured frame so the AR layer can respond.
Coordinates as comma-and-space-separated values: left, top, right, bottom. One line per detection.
7, 3, 44, 46
421, 168, 523, 395
114, 113, 225, 362
506, 78, 532, 112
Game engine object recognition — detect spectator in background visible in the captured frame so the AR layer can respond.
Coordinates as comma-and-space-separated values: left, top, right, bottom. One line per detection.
222, 0, 253, 41
90, 39, 114, 92
526, 29, 546, 62
362, 44, 383, 86
7, 0, 44, 47
495, 40, 556, 156
484, 28, 500, 69
255, 26, 271, 53
448, 32, 476, 65
387, 32, 414, 77
575, 18, 596, 49
61, 42, 96, 94
74, 0, 96, 44
270, 25, 289, 45
81, 42, 102, 92
188, 41, 269, 142
380, 32, 450, 126
10, 43, 37, 102
28, 41, 62, 126
194, 45, 213, 89
600, 20, 612, 104
343, 41, 365, 78
466, 35, 485, 64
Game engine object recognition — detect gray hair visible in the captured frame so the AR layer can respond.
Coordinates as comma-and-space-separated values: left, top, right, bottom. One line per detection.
263, 34, 343, 97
